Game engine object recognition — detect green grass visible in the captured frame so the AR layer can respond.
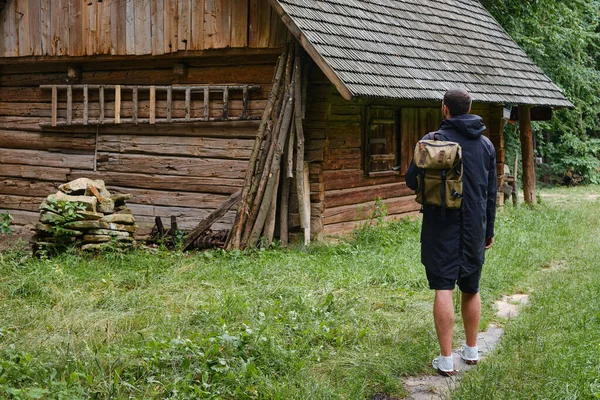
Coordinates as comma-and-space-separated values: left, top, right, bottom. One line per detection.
0, 187, 599, 399
454, 187, 600, 400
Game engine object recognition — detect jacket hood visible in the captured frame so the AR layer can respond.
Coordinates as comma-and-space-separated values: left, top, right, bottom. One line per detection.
441, 114, 486, 139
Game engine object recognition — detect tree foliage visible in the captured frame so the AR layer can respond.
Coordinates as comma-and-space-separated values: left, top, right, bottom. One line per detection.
482, 0, 600, 183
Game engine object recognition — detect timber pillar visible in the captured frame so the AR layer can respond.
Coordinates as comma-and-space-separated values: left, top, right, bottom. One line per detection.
518, 105, 537, 205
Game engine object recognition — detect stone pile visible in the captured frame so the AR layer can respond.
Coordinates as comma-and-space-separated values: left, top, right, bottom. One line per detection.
32, 178, 137, 252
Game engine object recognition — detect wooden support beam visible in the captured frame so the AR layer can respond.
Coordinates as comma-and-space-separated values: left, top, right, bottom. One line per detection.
149, 86, 156, 124
99, 86, 105, 123
83, 85, 89, 125
132, 86, 138, 123
185, 87, 191, 121
518, 104, 536, 205
166, 87, 172, 122
223, 87, 229, 120
66, 86, 73, 125
242, 86, 249, 119
115, 85, 121, 124
51, 85, 57, 127
204, 87, 209, 120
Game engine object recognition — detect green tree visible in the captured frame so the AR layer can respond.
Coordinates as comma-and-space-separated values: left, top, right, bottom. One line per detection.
482, 0, 600, 183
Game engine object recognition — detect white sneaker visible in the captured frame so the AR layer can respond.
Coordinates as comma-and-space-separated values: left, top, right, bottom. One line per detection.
432, 355, 455, 376
460, 345, 479, 365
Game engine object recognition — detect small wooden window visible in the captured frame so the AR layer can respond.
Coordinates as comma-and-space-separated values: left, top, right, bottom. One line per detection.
365, 106, 442, 176
365, 107, 400, 177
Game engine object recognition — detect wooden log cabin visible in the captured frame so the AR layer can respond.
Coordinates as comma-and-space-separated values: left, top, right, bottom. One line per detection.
0, 0, 572, 243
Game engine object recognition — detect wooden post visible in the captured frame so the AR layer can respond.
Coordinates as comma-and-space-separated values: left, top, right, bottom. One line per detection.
204, 87, 209, 120
66, 86, 72, 125
132, 86, 138, 123
512, 153, 519, 206
518, 105, 536, 205
149, 86, 156, 124
99, 86, 104, 124
51, 85, 57, 127
223, 87, 229, 120
242, 86, 249, 119
115, 85, 121, 124
185, 87, 191, 121
166, 87, 172, 122
83, 85, 89, 125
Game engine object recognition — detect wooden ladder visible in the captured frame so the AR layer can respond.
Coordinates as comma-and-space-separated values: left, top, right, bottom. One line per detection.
40, 84, 261, 127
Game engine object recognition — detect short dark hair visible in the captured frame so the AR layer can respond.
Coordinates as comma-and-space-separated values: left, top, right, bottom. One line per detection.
443, 88, 472, 117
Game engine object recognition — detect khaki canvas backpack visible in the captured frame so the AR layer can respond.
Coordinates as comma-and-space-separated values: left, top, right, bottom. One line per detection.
413, 132, 463, 211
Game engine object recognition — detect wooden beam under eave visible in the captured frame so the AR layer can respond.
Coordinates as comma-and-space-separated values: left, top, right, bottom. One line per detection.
267, 0, 354, 101
518, 104, 537, 205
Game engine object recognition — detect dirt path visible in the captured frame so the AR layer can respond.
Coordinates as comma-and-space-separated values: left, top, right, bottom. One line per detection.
402, 294, 529, 400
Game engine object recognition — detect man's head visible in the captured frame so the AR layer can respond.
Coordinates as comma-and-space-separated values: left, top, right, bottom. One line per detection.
442, 88, 472, 118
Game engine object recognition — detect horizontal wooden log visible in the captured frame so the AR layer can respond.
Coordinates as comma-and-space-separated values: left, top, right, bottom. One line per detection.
97, 135, 253, 159
96, 153, 248, 179
323, 169, 404, 191
0, 209, 39, 226
0, 99, 267, 120
0, 194, 45, 212
0, 178, 58, 197
0, 129, 95, 151
0, 164, 71, 181
107, 186, 232, 209
0, 148, 94, 169
325, 182, 414, 208
68, 170, 242, 195
322, 157, 361, 170
39, 120, 261, 137
322, 212, 421, 237
323, 196, 419, 225
0, 65, 277, 87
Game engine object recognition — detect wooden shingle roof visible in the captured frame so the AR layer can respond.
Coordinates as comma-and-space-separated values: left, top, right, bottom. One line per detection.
270, 0, 573, 107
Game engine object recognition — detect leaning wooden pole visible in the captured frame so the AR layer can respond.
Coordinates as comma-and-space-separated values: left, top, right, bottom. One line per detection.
247, 74, 296, 247
518, 104, 537, 205
227, 46, 289, 249
183, 190, 242, 251
293, 43, 310, 245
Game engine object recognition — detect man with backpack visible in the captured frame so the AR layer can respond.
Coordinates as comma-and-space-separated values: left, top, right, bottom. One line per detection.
405, 88, 497, 376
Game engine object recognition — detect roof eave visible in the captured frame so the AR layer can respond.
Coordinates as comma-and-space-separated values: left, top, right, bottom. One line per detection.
268, 0, 354, 101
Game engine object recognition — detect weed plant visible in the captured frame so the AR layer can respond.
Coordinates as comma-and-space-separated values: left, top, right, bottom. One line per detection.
0, 188, 599, 398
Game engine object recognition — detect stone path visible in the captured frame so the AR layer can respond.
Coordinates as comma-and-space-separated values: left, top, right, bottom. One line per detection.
402, 294, 529, 400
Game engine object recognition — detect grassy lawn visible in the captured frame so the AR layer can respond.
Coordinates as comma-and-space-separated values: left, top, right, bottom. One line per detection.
0, 187, 598, 399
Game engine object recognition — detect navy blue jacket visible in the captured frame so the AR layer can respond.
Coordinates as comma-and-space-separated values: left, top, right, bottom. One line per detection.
405, 114, 497, 276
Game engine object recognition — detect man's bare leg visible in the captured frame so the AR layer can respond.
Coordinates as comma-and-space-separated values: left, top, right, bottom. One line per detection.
461, 291, 481, 347
434, 290, 454, 356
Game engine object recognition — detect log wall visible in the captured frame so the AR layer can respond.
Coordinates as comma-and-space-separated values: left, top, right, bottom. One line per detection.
0, 0, 287, 58
304, 68, 505, 237
0, 53, 281, 235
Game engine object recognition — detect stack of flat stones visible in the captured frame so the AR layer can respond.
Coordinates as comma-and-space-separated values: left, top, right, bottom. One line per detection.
33, 178, 136, 252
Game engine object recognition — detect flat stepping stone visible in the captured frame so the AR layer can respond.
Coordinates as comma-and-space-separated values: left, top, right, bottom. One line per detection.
403, 294, 529, 400
79, 211, 105, 220
100, 214, 136, 224
87, 229, 131, 238
47, 192, 97, 212
64, 221, 110, 230
83, 234, 112, 243
107, 223, 136, 233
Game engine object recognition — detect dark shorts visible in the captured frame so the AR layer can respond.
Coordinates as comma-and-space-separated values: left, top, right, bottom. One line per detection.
425, 266, 482, 293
